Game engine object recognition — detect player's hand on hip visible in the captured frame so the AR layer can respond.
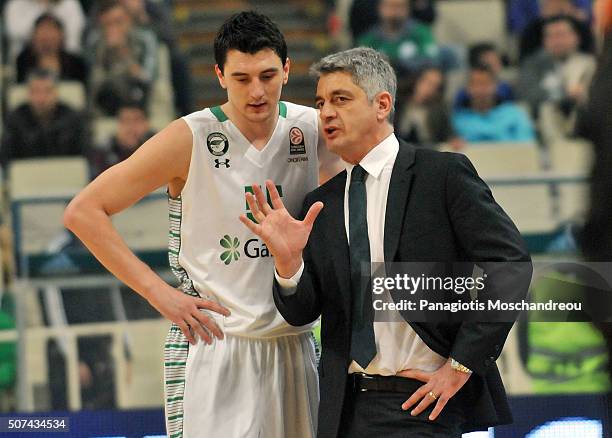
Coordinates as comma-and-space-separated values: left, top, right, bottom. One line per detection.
148, 286, 230, 345
397, 359, 471, 421
240, 180, 323, 278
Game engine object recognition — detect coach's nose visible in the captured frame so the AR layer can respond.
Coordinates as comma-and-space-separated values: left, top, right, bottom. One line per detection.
319, 100, 337, 121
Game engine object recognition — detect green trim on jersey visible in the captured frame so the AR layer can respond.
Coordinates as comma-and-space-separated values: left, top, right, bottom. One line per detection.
210, 106, 228, 122
279, 101, 287, 118
210, 102, 287, 122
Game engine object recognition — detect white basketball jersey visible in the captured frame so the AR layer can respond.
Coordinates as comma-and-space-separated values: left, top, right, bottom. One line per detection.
171, 102, 319, 338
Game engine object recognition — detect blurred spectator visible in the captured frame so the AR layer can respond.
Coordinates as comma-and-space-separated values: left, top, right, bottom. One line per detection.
395, 66, 462, 149
356, 0, 440, 74
0, 69, 89, 168
454, 42, 515, 109
2, 0, 85, 59
89, 101, 155, 177
518, 15, 595, 142
118, 0, 193, 115
16, 13, 88, 85
349, 0, 436, 42
85, 0, 158, 116
509, 0, 592, 34
410, 0, 436, 25
518, 0, 594, 61
453, 65, 536, 143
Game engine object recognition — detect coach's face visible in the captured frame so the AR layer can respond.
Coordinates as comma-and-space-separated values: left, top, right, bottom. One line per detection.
216, 49, 289, 124
315, 71, 392, 164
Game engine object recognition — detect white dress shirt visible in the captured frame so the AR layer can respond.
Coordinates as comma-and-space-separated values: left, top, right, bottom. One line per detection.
278, 133, 446, 375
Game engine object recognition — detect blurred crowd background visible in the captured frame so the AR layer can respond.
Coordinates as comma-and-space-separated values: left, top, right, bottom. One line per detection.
0, 0, 610, 419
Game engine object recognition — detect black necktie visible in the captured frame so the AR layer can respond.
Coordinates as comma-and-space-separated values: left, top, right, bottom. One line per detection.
348, 165, 376, 368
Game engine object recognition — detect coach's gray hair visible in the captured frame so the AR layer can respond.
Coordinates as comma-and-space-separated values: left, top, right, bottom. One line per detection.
310, 47, 397, 121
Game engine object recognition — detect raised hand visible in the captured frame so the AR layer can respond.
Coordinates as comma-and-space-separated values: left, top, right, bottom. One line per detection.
239, 180, 323, 278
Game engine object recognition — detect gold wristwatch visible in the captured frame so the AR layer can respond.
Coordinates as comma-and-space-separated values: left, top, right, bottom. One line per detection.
450, 358, 473, 374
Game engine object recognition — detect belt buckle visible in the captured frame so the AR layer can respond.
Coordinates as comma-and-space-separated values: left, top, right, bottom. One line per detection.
357, 372, 373, 392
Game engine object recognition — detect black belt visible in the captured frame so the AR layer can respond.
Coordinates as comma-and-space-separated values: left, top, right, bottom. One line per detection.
349, 373, 421, 393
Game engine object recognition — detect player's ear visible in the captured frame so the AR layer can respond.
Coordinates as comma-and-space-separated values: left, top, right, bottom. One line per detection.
215, 64, 227, 89
282, 58, 290, 85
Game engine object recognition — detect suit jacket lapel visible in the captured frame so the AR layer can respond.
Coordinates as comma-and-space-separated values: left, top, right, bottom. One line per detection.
384, 142, 416, 262
324, 172, 352, 315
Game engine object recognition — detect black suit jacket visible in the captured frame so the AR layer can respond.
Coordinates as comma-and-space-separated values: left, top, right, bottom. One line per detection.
274, 141, 532, 436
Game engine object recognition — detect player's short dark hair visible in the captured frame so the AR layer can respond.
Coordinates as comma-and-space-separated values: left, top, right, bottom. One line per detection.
214, 11, 287, 72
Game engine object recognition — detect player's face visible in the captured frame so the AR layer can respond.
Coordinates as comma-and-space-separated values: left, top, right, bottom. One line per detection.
216, 49, 289, 123
315, 71, 385, 163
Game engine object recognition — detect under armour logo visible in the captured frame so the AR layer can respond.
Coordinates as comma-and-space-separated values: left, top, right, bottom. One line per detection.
214, 159, 231, 168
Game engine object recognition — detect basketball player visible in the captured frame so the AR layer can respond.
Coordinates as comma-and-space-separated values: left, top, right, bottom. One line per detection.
64, 11, 339, 438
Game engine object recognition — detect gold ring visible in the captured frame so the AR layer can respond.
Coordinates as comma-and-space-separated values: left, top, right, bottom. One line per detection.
428, 391, 438, 400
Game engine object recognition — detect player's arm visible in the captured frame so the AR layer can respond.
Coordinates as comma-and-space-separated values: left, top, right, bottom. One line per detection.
64, 119, 230, 345
316, 110, 344, 184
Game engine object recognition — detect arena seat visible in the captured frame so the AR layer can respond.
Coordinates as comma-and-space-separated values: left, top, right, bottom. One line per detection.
93, 117, 118, 146
113, 192, 169, 251
490, 184, 557, 233
8, 157, 89, 263
549, 139, 594, 174
444, 142, 542, 178
7, 81, 86, 111
435, 0, 507, 50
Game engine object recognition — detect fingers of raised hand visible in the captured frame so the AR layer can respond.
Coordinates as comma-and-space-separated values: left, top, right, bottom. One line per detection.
239, 214, 262, 236
252, 184, 272, 215
265, 180, 284, 210
245, 192, 266, 223
303, 201, 324, 227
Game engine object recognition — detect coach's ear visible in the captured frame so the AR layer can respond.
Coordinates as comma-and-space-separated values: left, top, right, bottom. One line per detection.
215, 64, 227, 89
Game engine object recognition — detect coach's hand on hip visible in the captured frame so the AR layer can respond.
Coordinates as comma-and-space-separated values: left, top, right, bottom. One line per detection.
239, 179, 323, 278
398, 358, 472, 421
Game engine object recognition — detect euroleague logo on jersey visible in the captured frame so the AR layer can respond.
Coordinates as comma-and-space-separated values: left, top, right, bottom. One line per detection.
288, 127, 308, 163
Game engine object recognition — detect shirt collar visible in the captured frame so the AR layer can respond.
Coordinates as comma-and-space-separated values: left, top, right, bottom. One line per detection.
345, 133, 399, 180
